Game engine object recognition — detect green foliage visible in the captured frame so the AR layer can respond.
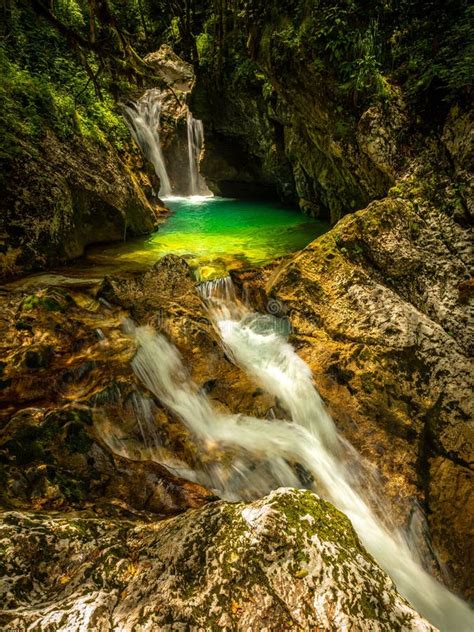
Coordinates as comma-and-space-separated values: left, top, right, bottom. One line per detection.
0, 1, 131, 163
21, 294, 63, 312
391, 1, 474, 106
231, 58, 263, 88
166, 16, 183, 49
196, 31, 214, 64
56, 0, 86, 28
0, 44, 54, 158
341, 21, 387, 98
198, 0, 472, 112
232, 2, 388, 105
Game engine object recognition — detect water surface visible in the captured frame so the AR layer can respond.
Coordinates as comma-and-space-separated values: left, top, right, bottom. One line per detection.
88, 197, 328, 279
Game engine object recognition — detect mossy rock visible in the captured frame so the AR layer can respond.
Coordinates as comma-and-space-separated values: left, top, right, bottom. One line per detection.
0, 489, 433, 630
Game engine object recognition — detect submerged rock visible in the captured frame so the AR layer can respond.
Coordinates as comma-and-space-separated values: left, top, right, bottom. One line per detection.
0, 488, 434, 631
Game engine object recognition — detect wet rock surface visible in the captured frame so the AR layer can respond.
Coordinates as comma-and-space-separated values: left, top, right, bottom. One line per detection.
258, 144, 474, 598
0, 257, 279, 521
97, 255, 281, 419
0, 488, 434, 631
0, 224, 470, 624
0, 280, 215, 519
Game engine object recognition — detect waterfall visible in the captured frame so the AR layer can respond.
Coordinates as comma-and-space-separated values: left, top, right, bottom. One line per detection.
186, 111, 211, 196
128, 279, 474, 631
122, 89, 172, 197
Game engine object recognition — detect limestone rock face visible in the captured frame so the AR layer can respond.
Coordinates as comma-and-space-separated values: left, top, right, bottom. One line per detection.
356, 88, 407, 179
145, 44, 194, 93
0, 131, 162, 279
0, 488, 434, 631
442, 104, 474, 218
260, 149, 473, 597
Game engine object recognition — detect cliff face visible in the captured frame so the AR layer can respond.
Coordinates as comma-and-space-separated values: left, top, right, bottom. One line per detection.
192, 50, 393, 219
190, 0, 471, 224
0, 132, 163, 278
0, 3, 165, 279
191, 72, 296, 201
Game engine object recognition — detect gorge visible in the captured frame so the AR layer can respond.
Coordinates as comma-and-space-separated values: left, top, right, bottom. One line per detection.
0, 1, 472, 631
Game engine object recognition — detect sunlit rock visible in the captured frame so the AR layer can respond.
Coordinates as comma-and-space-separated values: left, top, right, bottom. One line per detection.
0, 489, 435, 631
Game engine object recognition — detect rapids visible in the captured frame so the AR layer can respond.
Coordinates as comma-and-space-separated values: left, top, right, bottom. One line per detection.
128, 276, 474, 632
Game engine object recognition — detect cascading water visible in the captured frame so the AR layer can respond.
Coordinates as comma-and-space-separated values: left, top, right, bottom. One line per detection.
122, 89, 172, 197
128, 277, 473, 631
186, 111, 211, 197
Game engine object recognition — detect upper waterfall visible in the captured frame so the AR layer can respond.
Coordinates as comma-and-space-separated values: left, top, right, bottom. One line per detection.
122, 89, 172, 198
122, 88, 211, 199
187, 111, 211, 196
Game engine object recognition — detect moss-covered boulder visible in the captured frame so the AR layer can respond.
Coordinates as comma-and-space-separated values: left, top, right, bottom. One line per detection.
0, 488, 433, 630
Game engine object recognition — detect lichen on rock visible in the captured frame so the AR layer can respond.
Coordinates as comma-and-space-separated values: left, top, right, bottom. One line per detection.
0, 488, 434, 631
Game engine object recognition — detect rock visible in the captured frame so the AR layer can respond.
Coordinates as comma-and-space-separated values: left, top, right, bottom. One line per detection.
191, 71, 296, 203
442, 104, 474, 218
356, 87, 407, 179
0, 281, 217, 517
0, 130, 162, 278
21, 345, 53, 370
0, 402, 214, 517
428, 457, 474, 593
262, 149, 473, 598
0, 266, 278, 519
191, 41, 396, 220
145, 44, 194, 93
0, 488, 434, 631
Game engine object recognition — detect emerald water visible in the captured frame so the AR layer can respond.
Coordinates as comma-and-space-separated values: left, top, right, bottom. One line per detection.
88, 197, 328, 279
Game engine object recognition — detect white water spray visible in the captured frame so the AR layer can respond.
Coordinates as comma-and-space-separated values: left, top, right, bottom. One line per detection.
186, 111, 211, 196
122, 89, 172, 197
128, 277, 473, 631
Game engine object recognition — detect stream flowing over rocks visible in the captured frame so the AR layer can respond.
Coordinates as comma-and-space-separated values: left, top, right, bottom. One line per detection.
1, 3, 473, 630
1, 250, 472, 630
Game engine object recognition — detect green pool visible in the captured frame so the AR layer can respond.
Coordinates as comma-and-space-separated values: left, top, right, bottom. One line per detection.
87, 197, 329, 280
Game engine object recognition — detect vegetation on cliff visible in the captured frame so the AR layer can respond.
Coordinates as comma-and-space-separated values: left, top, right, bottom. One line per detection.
191, 0, 473, 111
0, 1, 174, 276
